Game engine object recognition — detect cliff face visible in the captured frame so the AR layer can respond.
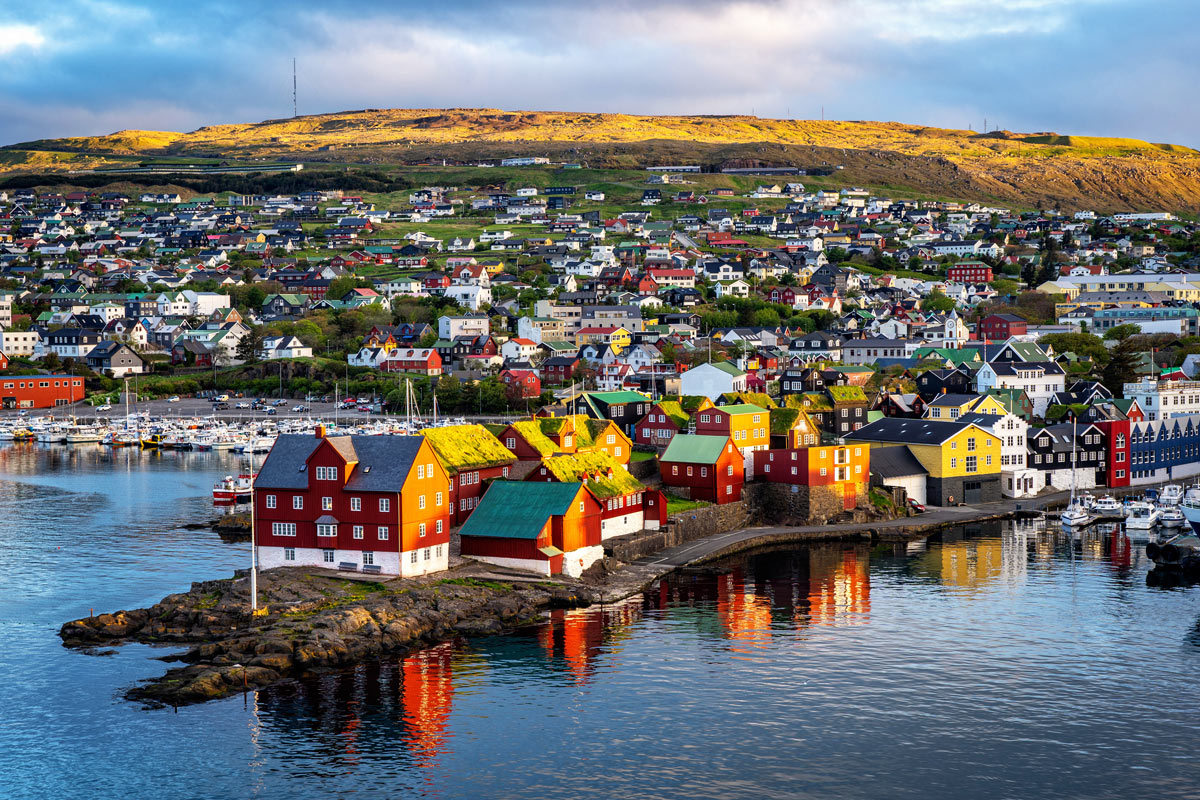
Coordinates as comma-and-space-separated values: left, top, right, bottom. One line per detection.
8, 108, 1200, 212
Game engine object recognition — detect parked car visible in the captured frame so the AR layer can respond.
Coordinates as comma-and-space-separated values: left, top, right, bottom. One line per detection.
97, 404, 112, 412
214, 402, 230, 410
167, 396, 180, 403
291, 405, 310, 413
272, 399, 287, 406
263, 407, 277, 415
908, 498, 926, 513
235, 402, 250, 409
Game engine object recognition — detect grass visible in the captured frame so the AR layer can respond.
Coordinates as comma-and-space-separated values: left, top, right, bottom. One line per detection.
438, 577, 514, 591
630, 450, 656, 462
666, 495, 711, 514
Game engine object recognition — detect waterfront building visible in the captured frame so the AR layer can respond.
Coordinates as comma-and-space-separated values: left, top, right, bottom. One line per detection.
753, 443, 870, 513
694, 403, 770, 474
526, 450, 665, 538
253, 428, 451, 576
659, 434, 745, 504
458, 480, 603, 577
1122, 377, 1200, 421
0, 374, 86, 408
845, 418, 1002, 506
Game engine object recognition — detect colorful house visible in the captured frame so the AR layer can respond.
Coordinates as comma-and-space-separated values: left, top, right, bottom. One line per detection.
659, 434, 745, 504
693, 404, 771, 470
253, 429, 451, 576
753, 442, 871, 513
458, 481, 603, 577
527, 450, 662, 538
490, 415, 632, 464
421, 424, 517, 527
846, 418, 1002, 506
634, 396, 713, 448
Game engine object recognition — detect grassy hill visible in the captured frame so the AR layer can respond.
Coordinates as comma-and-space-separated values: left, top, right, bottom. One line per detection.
6, 108, 1200, 213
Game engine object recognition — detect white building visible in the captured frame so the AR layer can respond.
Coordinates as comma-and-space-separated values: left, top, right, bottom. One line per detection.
975, 362, 1066, 418
0, 329, 41, 357
678, 361, 747, 401
1123, 378, 1200, 421
438, 315, 490, 340
961, 412, 1037, 497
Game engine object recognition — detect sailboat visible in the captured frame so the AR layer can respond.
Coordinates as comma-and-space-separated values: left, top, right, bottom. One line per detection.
1060, 415, 1094, 528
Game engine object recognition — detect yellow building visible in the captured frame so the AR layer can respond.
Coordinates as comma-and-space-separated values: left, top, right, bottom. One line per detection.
924, 393, 1008, 420
575, 326, 631, 354
846, 418, 1001, 506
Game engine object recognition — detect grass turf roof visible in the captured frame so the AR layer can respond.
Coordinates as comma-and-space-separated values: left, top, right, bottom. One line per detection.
537, 451, 643, 499
722, 391, 778, 409
653, 400, 691, 429
826, 385, 869, 404
422, 424, 515, 472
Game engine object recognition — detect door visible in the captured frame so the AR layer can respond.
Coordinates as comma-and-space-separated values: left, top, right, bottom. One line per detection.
964, 481, 982, 504
843, 482, 856, 511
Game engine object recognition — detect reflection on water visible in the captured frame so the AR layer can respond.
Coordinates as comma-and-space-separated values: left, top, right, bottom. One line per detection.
5, 445, 1200, 799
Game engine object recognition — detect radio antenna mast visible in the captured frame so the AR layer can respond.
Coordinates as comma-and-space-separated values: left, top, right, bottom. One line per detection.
292, 58, 297, 117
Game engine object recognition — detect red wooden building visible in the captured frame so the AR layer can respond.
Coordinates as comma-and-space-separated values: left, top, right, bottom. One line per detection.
458, 481, 603, 577
1094, 418, 1131, 489
253, 428, 451, 576
382, 348, 443, 376
753, 444, 871, 511
526, 451, 664, 538
499, 368, 542, 399
947, 261, 994, 284
0, 374, 85, 409
421, 425, 516, 526
659, 434, 744, 504
977, 313, 1028, 341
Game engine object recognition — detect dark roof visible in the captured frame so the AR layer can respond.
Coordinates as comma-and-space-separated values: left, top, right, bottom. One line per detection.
844, 417, 974, 445
926, 393, 982, 407
255, 434, 424, 491
869, 446, 928, 478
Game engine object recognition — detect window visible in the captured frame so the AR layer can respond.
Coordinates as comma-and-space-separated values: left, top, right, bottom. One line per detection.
350, 497, 361, 512
700, 467, 708, 477
726, 485, 732, 495
322, 549, 335, 564
436, 520, 443, 534
672, 466, 678, 475
424, 547, 432, 561
700, 414, 710, 423
687, 466, 693, 476
272, 522, 296, 537
436, 492, 443, 507
363, 552, 374, 566
417, 464, 425, 479
419, 522, 427, 538
436, 545, 443, 558
317, 523, 337, 537
820, 467, 827, 476
316, 466, 336, 481
965, 456, 977, 473
322, 496, 333, 511
379, 498, 390, 513
411, 551, 418, 564
607, 434, 615, 444
265, 494, 276, 509
967, 438, 976, 452
506, 437, 516, 449
986, 454, 992, 466
950, 458, 957, 469
418, 495, 426, 510
378, 526, 389, 541
284, 547, 295, 561
579, 501, 585, 512
293, 496, 303, 510
353, 525, 364, 539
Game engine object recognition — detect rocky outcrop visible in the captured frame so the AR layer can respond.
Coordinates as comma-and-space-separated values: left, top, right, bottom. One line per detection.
60, 568, 592, 707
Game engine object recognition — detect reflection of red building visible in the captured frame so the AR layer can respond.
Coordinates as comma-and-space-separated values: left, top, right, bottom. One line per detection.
538, 603, 641, 686
400, 642, 455, 766
716, 569, 773, 655
804, 548, 870, 627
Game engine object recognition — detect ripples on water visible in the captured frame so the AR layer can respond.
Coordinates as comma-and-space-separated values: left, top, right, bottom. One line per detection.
2, 446, 1200, 799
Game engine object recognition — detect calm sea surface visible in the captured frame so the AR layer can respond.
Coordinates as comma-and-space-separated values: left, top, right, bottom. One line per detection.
2, 444, 1199, 800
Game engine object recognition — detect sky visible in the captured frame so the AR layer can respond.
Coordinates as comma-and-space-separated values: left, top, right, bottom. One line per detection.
0, 0, 1197, 146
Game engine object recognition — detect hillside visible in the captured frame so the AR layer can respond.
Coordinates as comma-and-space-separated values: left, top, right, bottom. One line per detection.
7, 108, 1200, 212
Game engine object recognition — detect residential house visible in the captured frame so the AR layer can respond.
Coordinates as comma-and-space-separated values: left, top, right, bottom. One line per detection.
659, 434, 745, 504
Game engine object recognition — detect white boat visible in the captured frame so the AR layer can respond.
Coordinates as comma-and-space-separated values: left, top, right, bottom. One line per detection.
1061, 502, 1094, 527
1160, 484, 1184, 506
1124, 500, 1161, 530
1159, 505, 1186, 530
1092, 495, 1124, 516
65, 425, 103, 444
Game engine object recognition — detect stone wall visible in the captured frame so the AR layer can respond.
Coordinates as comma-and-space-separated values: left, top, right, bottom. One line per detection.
629, 458, 660, 482
744, 482, 872, 527
604, 500, 752, 562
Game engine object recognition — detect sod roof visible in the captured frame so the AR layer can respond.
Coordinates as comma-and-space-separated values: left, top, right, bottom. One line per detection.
422, 424, 516, 473
536, 451, 643, 499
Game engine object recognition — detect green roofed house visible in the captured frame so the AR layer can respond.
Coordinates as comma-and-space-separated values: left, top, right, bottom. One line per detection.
421, 424, 517, 527
635, 396, 714, 448
659, 434, 745, 504
458, 480, 603, 577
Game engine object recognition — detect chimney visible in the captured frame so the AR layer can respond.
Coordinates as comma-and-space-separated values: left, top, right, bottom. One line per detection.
315, 424, 326, 439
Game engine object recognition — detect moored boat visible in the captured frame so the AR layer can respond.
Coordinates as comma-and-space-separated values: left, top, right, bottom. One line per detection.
213, 473, 255, 505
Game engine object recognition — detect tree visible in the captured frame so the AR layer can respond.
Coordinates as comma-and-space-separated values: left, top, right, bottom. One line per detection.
326, 275, 360, 302
1100, 339, 1141, 396
922, 289, 957, 314
1020, 261, 1037, 288
1037, 332, 1108, 364
236, 328, 264, 363
1103, 323, 1141, 342
419, 330, 439, 348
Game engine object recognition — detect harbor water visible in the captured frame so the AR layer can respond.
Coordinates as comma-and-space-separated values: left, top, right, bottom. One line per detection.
2, 444, 1200, 799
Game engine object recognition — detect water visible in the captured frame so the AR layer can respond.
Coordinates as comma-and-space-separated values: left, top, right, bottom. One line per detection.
2, 445, 1200, 799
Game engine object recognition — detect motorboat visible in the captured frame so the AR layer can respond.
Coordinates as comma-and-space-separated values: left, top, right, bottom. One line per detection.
213, 473, 254, 505
1125, 500, 1161, 530
1160, 484, 1184, 506
1159, 505, 1186, 530
1092, 495, 1125, 516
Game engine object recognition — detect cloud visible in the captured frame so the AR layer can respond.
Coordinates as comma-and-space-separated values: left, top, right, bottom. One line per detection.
0, 0, 1197, 146
0, 23, 45, 55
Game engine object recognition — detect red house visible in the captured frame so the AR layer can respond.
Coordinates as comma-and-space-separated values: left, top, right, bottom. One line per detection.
253, 429, 451, 577
499, 368, 542, 399
659, 434, 744, 504
421, 425, 516, 526
382, 348, 443, 376
947, 261, 993, 284
423, 272, 452, 290
1094, 419, 1131, 489
977, 313, 1028, 341
767, 287, 797, 306
0, 374, 85, 409
526, 451, 662, 539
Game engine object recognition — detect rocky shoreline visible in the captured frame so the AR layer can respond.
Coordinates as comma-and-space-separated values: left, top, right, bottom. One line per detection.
59, 567, 592, 707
